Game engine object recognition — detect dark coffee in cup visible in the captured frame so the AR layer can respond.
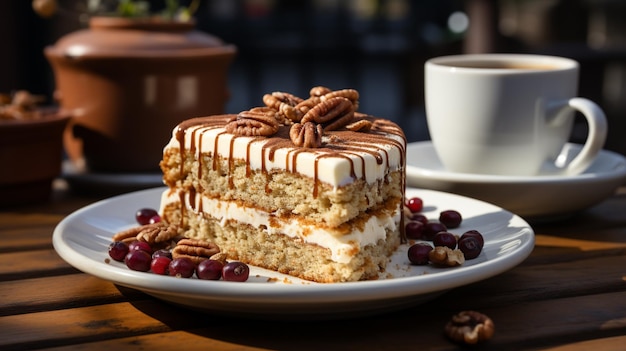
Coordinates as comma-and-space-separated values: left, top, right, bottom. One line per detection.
437, 61, 558, 70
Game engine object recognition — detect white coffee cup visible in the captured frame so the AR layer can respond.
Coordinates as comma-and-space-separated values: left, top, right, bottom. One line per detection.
425, 54, 608, 176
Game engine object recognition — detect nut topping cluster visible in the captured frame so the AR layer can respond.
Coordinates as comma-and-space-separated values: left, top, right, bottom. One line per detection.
225, 86, 365, 148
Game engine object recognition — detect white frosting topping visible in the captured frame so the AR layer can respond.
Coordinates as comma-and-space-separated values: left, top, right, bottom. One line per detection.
160, 190, 400, 264
165, 115, 405, 187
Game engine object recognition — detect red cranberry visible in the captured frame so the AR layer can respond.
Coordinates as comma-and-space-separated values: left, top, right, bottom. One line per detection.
439, 210, 462, 229
405, 197, 424, 213
407, 243, 433, 265
108, 241, 129, 262
423, 222, 447, 241
169, 257, 196, 278
459, 236, 482, 259
460, 230, 484, 249
197, 259, 224, 280
405, 221, 425, 240
222, 262, 250, 282
433, 231, 457, 250
135, 208, 159, 225
408, 213, 428, 225
150, 256, 171, 275
124, 250, 152, 272
128, 240, 152, 254
152, 249, 172, 260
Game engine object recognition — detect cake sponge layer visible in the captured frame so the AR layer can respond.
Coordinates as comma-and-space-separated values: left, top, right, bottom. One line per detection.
161, 196, 401, 283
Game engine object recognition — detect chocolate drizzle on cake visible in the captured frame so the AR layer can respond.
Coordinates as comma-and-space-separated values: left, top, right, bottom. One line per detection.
176, 115, 406, 217
176, 114, 405, 196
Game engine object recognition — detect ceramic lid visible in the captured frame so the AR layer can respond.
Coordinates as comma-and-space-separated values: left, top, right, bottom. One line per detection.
46, 17, 236, 58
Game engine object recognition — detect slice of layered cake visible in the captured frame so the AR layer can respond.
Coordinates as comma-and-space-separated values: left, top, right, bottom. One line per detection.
159, 87, 406, 283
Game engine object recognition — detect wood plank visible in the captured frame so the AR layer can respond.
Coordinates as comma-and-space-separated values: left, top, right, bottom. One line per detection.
0, 274, 145, 316
535, 234, 626, 250
0, 301, 212, 351
538, 335, 626, 351
0, 213, 60, 252
0, 213, 64, 229
40, 331, 273, 351
441, 252, 626, 310
525, 245, 626, 266
0, 227, 56, 253
0, 249, 77, 281
478, 291, 626, 350
4, 291, 624, 351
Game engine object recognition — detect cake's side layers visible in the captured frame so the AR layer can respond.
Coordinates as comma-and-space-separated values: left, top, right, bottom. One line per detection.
161, 114, 406, 228
159, 112, 407, 282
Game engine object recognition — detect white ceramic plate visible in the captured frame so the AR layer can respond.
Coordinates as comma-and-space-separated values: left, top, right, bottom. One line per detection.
407, 141, 626, 220
53, 187, 534, 319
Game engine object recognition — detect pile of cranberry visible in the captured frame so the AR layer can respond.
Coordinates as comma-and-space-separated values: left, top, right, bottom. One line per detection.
404, 197, 484, 265
107, 208, 249, 282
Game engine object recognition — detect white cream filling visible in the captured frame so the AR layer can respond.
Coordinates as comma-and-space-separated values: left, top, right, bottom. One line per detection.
164, 125, 405, 187
160, 189, 400, 264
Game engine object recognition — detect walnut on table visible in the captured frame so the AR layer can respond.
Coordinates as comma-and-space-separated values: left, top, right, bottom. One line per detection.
445, 310, 495, 345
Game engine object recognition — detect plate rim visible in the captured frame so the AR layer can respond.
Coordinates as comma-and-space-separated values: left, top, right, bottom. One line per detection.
52, 187, 535, 309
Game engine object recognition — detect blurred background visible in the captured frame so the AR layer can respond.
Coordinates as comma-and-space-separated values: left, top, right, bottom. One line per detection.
2, 0, 626, 151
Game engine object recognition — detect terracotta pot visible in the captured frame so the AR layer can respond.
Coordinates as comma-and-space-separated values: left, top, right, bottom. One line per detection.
0, 111, 71, 206
45, 17, 237, 172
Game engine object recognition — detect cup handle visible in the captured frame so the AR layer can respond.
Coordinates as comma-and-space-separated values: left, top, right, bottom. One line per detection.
546, 97, 608, 176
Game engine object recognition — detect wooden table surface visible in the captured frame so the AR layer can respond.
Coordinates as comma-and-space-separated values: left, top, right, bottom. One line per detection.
1, 181, 626, 351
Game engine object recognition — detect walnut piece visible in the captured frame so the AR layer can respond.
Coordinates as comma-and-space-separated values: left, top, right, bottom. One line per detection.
172, 238, 221, 265
428, 246, 465, 267
290, 122, 323, 148
445, 311, 495, 344
225, 109, 280, 136
309, 86, 332, 97
301, 96, 355, 131
210, 252, 228, 265
112, 222, 180, 250
345, 119, 372, 132
292, 97, 321, 119
263, 92, 304, 122
135, 222, 179, 244
112, 226, 144, 244
320, 88, 359, 109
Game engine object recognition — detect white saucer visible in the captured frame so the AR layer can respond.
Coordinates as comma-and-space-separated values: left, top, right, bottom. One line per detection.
406, 141, 626, 219
62, 159, 164, 196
